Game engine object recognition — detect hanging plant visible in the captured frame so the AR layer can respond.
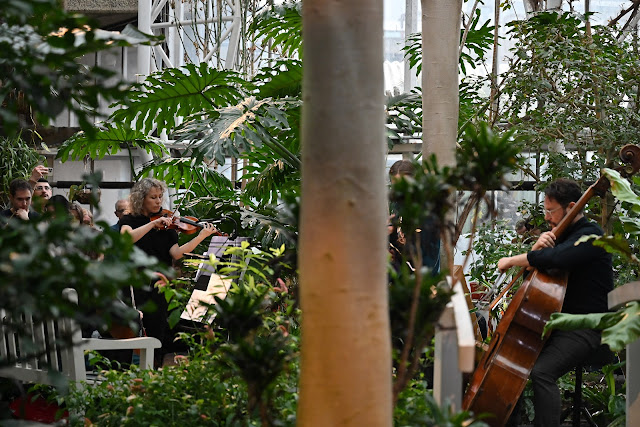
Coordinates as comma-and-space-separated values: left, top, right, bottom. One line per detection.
69, 182, 101, 204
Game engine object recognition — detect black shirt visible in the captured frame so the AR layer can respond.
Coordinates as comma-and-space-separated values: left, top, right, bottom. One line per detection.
527, 217, 613, 315
0, 209, 40, 220
119, 214, 179, 267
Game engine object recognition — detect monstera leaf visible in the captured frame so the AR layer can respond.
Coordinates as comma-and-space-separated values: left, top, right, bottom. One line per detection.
174, 97, 301, 167
252, 59, 302, 99
57, 123, 168, 162
110, 63, 246, 135
544, 302, 640, 351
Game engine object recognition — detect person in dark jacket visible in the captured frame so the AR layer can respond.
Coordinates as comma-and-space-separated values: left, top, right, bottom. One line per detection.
1, 179, 40, 221
497, 178, 613, 427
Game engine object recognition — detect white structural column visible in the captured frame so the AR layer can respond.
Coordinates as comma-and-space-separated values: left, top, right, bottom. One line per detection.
404, 0, 418, 92
138, 0, 152, 77
137, 0, 242, 73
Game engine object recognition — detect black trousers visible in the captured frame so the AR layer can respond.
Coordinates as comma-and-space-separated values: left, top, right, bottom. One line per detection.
529, 329, 601, 427
133, 285, 171, 363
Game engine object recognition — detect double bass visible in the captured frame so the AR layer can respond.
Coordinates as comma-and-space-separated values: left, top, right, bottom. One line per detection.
462, 144, 640, 426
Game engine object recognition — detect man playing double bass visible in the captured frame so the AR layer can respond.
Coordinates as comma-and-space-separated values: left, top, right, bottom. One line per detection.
496, 178, 613, 426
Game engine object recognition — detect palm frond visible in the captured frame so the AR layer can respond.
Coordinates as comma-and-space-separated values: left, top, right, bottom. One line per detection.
242, 159, 300, 207
249, 2, 302, 59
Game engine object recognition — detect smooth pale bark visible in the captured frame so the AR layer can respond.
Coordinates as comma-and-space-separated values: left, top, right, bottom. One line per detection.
298, 1, 391, 426
421, 0, 461, 167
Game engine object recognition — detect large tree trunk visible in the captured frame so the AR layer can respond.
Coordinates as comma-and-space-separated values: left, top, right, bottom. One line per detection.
297, 1, 391, 426
421, 0, 461, 168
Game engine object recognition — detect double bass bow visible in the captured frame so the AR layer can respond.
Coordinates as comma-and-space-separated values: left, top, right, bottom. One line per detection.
462, 144, 640, 426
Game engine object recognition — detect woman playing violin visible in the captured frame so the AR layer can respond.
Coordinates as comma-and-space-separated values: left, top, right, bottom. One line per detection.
120, 178, 218, 363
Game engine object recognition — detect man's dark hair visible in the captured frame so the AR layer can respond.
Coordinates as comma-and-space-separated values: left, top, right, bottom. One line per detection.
9, 179, 32, 197
544, 178, 582, 207
37, 178, 49, 183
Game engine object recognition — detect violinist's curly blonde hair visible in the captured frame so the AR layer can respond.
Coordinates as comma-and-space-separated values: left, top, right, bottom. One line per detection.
128, 178, 167, 215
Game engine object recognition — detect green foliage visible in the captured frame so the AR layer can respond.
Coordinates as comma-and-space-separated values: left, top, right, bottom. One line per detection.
388, 264, 453, 358
402, 10, 494, 77
386, 90, 423, 144
111, 64, 246, 136
463, 219, 527, 292
249, 1, 302, 59
544, 301, 640, 352
240, 194, 299, 251
0, 208, 167, 366
394, 376, 488, 426
56, 123, 168, 169
67, 243, 299, 425
500, 12, 640, 183
0, 135, 42, 208
0, 0, 156, 136
455, 122, 522, 192
175, 96, 301, 167
65, 358, 298, 426
252, 59, 302, 99
137, 157, 234, 199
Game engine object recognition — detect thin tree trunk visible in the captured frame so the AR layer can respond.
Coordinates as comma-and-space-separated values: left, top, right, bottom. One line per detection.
298, 1, 391, 426
421, 0, 461, 167
422, 0, 461, 272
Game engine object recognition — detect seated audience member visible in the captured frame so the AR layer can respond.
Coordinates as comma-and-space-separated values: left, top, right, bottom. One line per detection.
111, 199, 130, 231
514, 217, 542, 244
45, 195, 71, 219
69, 202, 84, 224
32, 178, 53, 212
81, 207, 94, 226
1, 179, 40, 220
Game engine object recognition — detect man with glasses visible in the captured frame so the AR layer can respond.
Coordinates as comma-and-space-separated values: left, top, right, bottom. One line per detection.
497, 178, 613, 427
33, 179, 52, 202
28, 165, 53, 212
110, 199, 130, 231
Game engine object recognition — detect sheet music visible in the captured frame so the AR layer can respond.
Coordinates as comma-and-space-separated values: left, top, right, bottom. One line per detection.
180, 273, 232, 324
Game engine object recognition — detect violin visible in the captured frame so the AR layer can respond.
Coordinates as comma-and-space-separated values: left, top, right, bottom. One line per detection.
150, 209, 224, 236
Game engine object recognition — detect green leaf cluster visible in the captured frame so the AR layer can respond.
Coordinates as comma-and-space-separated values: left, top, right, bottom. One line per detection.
0, 212, 167, 365
0, 135, 42, 208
